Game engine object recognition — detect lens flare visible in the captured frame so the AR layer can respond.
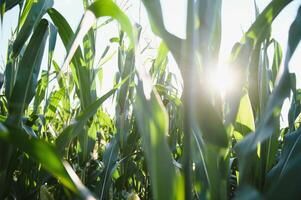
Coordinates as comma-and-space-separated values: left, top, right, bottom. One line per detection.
207, 64, 238, 95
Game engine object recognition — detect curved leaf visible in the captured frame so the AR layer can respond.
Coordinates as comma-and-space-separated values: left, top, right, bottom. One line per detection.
47, 8, 91, 110
88, 0, 135, 47
235, 5, 301, 156
245, 0, 293, 42
266, 128, 301, 199
7, 19, 49, 125
0, 124, 96, 199
141, 0, 183, 65
4, 0, 23, 11
12, 0, 53, 57
135, 67, 184, 200
60, 0, 135, 75
233, 92, 255, 142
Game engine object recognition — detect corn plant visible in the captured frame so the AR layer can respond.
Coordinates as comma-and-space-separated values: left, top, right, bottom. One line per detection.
1, 0, 301, 199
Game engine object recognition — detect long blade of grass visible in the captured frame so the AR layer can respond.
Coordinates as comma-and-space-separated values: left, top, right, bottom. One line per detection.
12, 0, 53, 58
47, 8, 91, 111
7, 19, 49, 125
135, 66, 184, 200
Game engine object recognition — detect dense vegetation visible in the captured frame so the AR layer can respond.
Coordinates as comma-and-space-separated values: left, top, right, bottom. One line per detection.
1, 0, 301, 199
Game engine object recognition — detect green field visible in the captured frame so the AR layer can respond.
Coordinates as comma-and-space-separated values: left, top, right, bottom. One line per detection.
1, 0, 301, 199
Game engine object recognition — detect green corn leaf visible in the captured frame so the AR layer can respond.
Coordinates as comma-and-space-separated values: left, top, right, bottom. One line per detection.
227, 0, 293, 125
224, 41, 253, 126
47, 8, 84, 68
55, 91, 115, 155
45, 88, 64, 121
42, 22, 57, 114
235, 5, 301, 156
141, 0, 183, 65
248, 40, 261, 115
12, 0, 53, 57
0, 0, 6, 23
197, 0, 222, 63
4, 39, 15, 102
264, 9, 301, 198
47, 22, 57, 69
78, 121, 98, 164
1, 0, 23, 22
190, 126, 210, 196
83, 23, 96, 70
88, 0, 135, 48
5, 0, 23, 11
18, 0, 33, 27
135, 69, 184, 200
266, 128, 301, 199
271, 39, 283, 84
196, 92, 229, 147
260, 42, 270, 112
47, 8, 91, 110
226, 0, 292, 124
97, 136, 119, 199
233, 92, 255, 142
7, 19, 49, 125
61, 0, 135, 76
245, 0, 293, 43
33, 70, 48, 113
150, 42, 169, 80
55, 79, 127, 155
52, 60, 67, 89
155, 84, 182, 106
234, 7, 301, 188
254, 0, 260, 18
51, 0, 136, 113
258, 42, 281, 182
0, 124, 95, 199
288, 87, 301, 131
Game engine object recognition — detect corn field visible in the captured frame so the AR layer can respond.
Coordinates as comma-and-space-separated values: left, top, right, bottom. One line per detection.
1, 0, 301, 199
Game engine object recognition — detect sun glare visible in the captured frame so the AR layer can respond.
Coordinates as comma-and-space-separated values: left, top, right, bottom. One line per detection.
207, 64, 238, 95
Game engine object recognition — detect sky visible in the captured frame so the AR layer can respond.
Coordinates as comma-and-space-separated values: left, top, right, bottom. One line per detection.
0, 0, 301, 125
1, 0, 301, 83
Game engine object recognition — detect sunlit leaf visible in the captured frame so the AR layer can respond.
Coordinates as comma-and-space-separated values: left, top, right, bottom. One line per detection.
233, 92, 255, 141
135, 68, 184, 200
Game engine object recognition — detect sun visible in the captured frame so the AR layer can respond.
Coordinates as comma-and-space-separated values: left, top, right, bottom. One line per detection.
206, 64, 238, 95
